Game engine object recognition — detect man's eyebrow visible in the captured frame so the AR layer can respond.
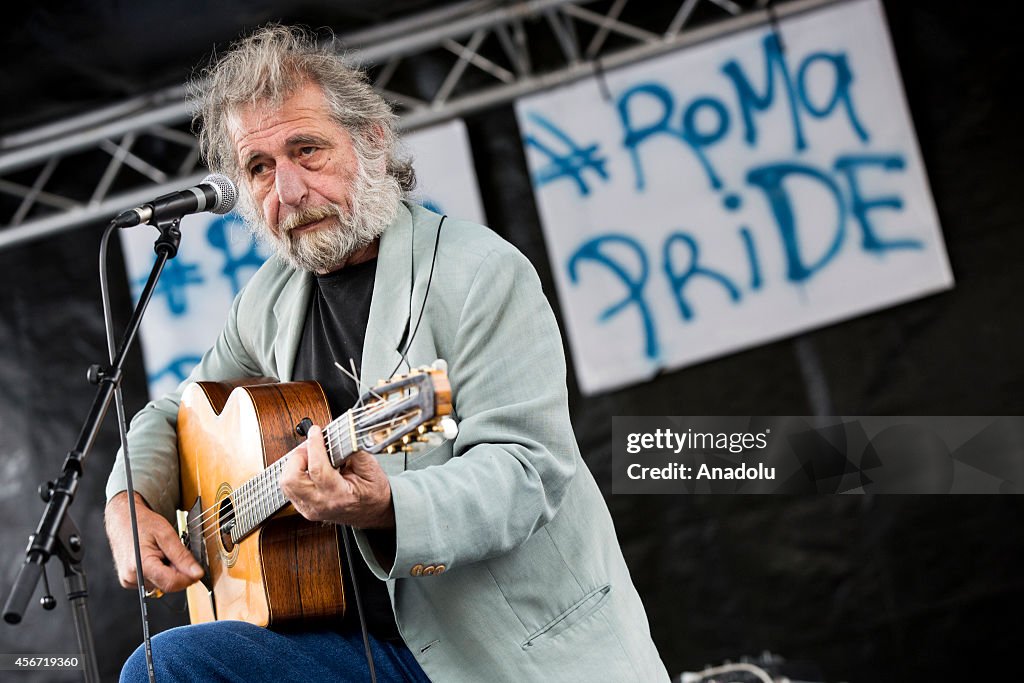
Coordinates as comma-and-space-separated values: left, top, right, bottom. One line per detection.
243, 150, 266, 168
241, 135, 332, 168
286, 134, 331, 147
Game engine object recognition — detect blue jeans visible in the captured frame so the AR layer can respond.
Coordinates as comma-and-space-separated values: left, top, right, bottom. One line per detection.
120, 621, 431, 682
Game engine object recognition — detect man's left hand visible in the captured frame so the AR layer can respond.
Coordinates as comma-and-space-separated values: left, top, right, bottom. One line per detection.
279, 425, 396, 529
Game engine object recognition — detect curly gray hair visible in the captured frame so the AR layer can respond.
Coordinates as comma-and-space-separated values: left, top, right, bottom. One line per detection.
189, 24, 415, 194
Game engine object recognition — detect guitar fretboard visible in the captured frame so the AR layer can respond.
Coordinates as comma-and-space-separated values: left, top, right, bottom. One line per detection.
228, 412, 357, 542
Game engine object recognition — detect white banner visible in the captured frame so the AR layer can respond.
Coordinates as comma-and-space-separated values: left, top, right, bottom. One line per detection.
403, 119, 486, 222
516, 0, 953, 395
122, 119, 484, 399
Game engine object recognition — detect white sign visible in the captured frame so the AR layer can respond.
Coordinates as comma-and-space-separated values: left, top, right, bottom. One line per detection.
403, 119, 486, 223
516, 0, 953, 395
122, 120, 485, 399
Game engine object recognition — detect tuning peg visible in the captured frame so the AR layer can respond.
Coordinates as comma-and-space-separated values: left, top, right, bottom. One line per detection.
438, 417, 458, 440
432, 359, 448, 372
384, 445, 397, 454
401, 435, 412, 445
416, 434, 430, 442
417, 425, 428, 435
400, 445, 415, 453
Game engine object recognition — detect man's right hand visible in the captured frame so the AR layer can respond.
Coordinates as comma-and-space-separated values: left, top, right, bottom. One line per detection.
105, 492, 204, 593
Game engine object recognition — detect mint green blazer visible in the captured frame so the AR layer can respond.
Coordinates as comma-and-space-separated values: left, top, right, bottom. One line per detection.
107, 203, 669, 682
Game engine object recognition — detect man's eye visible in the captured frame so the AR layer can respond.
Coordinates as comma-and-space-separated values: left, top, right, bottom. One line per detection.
299, 146, 317, 156
249, 163, 268, 176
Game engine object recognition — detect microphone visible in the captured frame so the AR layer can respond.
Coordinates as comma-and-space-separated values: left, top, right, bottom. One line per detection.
113, 173, 238, 228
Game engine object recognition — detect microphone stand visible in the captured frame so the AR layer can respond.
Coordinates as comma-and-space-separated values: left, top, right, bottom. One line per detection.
3, 217, 184, 683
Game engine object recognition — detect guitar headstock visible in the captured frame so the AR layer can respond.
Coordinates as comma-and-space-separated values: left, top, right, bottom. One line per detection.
353, 362, 455, 455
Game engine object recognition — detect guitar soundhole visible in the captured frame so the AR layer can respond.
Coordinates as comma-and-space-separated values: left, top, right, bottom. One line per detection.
218, 496, 235, 553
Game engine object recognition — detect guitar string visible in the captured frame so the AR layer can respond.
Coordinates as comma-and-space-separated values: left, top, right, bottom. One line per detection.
184, 418, 369, 537
186, 403, 432, 546
180, 368, 434, 537
186, 421, 438, 548
185, 431, 357, 540
182, 397, 420, 536
181, 393, 405, 529
183, 414, 359, 534
187, 404, 424, 541
184, 401, 428, 541
186, 423, 348, 543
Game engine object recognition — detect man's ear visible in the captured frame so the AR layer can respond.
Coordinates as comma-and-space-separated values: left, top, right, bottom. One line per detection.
367, 122, 387, 148
364, 124, 390, 168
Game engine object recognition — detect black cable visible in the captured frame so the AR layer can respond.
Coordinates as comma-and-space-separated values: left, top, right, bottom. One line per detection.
405, 215, 446, 362
406, 213, 415, 362
399, 213, 446, 475
351, 213, 446, 679
99, 221, 158, 683
341, 525, 377, 683
388, 214, 447, 382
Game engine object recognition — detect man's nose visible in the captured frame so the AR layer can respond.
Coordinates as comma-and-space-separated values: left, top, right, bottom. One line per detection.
275, 159, 308, 207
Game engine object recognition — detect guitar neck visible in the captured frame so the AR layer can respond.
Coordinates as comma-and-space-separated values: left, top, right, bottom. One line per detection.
228, 412, 358, 542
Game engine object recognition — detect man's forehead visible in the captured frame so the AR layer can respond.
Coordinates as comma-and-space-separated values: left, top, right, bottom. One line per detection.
228, 84, 337, 152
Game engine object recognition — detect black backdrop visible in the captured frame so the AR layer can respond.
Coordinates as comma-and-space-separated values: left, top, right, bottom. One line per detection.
2, 2, 1023, 681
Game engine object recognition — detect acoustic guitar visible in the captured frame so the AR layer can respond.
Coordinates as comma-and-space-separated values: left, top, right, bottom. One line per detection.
174, 364, 454, 627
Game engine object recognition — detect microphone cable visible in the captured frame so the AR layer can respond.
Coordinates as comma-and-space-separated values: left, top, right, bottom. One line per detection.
342, 525, 377, 683
389, 213, 447, 382
351, 212, 446, 681
99, 220, 158, 683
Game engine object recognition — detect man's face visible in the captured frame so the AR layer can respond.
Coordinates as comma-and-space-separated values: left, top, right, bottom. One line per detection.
230, 82, 397, 272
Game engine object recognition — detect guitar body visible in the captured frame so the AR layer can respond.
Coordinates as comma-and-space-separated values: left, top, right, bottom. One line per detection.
177, 379, 346, 627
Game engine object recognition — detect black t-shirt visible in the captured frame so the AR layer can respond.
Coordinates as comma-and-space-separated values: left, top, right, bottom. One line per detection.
292, 257, 400, 640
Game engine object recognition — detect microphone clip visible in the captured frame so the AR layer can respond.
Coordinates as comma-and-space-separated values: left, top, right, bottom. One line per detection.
153, 218, 182, 258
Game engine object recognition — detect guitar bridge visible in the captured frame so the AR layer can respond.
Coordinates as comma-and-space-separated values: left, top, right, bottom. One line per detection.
177, 497, 216, 618
175, 509, 191, 548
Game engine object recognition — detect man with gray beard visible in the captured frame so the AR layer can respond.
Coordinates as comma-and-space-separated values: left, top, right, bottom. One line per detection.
105, 24, 668, 683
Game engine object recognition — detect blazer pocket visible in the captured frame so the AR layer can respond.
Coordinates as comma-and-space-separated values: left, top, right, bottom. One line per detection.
520, 584, 612, 649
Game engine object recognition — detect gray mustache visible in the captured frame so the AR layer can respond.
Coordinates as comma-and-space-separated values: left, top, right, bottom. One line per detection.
279, 205, 344, 233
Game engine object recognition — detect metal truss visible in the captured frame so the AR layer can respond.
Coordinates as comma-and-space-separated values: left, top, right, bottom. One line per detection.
0, 0, 840, 250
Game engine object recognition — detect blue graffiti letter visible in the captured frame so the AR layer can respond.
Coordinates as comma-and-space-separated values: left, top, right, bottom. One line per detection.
618, 83, 727, 190
523, 112, 609, 196
150, 354, 203, 386
746, 162, 846, 284
797, 51, 870, 143
722, 33, 806, 151
681, 96, 729, 190
140, 257, 204, 316
834, 154, 921, 254
662, 232, 742, 321
618, 83, 682, 191
568, 234, 659, 360
207, 215, 267, 295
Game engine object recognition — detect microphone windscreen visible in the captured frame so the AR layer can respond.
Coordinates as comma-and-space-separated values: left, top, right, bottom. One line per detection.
202, 173, 238, 214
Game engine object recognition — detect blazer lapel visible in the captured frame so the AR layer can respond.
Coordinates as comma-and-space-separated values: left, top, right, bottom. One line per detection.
361, 203, 414, 389
271, 266, 313, 381
362, 204, 415, 476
